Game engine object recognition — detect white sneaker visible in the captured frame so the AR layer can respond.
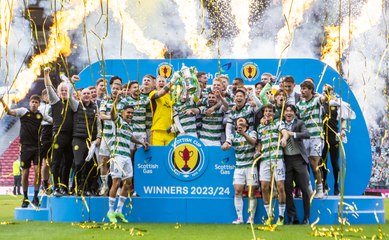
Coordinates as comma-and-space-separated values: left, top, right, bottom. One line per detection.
99, 186, 109, 196
246, 217, 254, 224
232, 218, 243, 224
314, 190, 324, 199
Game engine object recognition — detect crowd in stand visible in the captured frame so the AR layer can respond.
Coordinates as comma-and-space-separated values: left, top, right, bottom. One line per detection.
369, 120, 389, 188
1, 66, 354, 225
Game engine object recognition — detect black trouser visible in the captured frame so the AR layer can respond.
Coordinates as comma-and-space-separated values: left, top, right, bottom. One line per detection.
72, 137, 88, 191
40, 125, 53, 162
51, 132, 73, 190
321, 140, 339, 191
284, 154, 311, 220
14, 175, 21, 186
13, 175, 21, 194
72, 137, 98, 193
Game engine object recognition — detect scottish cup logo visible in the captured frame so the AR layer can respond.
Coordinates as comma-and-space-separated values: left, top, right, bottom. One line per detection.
157, 62, 173, 79
166, 136, 207, 181
241, 62, 259, 82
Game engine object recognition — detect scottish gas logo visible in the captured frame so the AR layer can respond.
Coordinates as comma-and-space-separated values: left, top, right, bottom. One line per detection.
166, 136, 207, 181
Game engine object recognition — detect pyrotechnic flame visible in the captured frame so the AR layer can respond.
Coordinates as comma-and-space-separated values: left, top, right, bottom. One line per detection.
231, 0, 251, 58
109, 0, 166, 59
1, 0, 100, 110
173, 0, 211, 58
321, 0, 382, 69
275, 0, 314, 57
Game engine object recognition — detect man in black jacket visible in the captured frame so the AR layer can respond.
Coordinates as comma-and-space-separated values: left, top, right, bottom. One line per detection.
70, 87, 101, 196
1, 95, 43, 207
282, 104, 311, 225
44, 67, 77, 196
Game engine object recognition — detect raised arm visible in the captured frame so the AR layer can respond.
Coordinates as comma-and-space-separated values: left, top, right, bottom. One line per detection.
68, 75, 80, 112
259, 83, 272, 105
150, 82, 170, 100
0, 98, 16, 116
215, 90, 229, 112
251, 90, 263, 109
110, 95, 120, 121
43, 67, 60, 104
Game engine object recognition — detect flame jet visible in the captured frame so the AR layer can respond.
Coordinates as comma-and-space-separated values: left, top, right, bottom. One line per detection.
321, 0, 382, 69
0, 0, 100, 112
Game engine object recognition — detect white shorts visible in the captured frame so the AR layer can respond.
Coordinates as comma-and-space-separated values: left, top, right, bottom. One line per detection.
109, 156, 133, 180
99, 137, 113, 157
259, 160, 285, 182
303, 138, 323, 157
233, 167, 259, 186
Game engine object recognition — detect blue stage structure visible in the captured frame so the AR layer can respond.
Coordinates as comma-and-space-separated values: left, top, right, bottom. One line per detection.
15, 187, 385, 224
14, 58, 384, 224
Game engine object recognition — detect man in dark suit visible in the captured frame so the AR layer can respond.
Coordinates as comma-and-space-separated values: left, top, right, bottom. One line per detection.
282, 104, 311, 224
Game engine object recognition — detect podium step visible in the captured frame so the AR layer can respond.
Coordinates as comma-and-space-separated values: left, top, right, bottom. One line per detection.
14, 195, 385, 224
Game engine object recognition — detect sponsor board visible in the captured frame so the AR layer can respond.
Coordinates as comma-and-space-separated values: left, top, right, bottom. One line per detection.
134, 136, 236, 198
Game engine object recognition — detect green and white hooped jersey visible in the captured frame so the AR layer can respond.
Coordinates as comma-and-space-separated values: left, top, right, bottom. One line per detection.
257, 119, 286, 162
141, 92, 152, 129
296, 96, 322, 138
121, 95, 149, 135
227, 130, 257, 169
101, 97, 126, 140
100, 98, 115, 140
110, 116, 133, 158
173, 99, 197, 134
199, 105, 225, 143
227, 104, 256, 130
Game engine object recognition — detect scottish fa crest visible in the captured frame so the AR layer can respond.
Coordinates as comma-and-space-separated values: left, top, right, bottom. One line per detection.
166, 136, 207, 181
241, 62, 259, 82
157, 62, 174, 79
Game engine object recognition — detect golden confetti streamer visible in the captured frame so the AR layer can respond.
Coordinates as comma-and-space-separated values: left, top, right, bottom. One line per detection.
173, 0, 212, 58
311, 225, 364, 239
73, 221, 148, 236
0, 221, 16, 225
0, 0, 16, 49
256, 223, 278, 232
174, 222, 182, 229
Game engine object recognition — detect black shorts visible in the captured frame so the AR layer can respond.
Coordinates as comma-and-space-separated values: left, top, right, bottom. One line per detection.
20, 144, 39, 169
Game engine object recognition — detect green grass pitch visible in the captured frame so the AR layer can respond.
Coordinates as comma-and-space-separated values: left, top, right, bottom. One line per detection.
0, 195, 388, 240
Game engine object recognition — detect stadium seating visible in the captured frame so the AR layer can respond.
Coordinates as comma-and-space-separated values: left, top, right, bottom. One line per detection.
0, 137, 35, 187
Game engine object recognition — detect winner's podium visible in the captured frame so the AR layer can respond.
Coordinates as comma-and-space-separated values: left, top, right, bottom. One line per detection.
15, 136, 385, 224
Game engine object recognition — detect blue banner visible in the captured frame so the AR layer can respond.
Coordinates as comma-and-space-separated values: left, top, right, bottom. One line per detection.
134, 136, 236, 198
